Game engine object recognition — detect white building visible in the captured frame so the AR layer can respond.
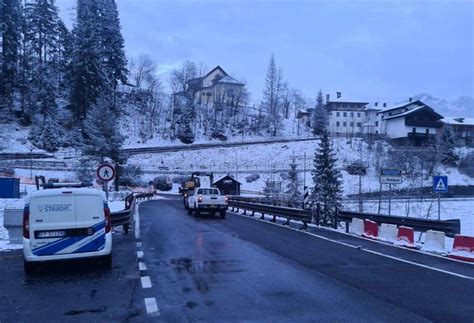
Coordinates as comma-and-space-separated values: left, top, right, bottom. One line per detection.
377, 99, 443, 144
326, 98, 369, 136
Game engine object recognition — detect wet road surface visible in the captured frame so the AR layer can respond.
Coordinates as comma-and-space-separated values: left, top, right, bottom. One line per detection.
136, 197, 474, 322
1, 195, 473, 322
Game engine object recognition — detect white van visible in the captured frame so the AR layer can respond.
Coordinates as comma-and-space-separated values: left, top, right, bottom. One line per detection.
23, 187, 113, 273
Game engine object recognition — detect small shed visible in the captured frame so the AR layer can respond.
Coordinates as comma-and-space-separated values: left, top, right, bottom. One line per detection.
213, 175, 241, 196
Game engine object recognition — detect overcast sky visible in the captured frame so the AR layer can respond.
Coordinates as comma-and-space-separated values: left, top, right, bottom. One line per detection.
57, 0, 474, 104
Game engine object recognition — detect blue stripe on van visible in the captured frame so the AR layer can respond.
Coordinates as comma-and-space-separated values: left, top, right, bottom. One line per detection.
73, 234, 106, 253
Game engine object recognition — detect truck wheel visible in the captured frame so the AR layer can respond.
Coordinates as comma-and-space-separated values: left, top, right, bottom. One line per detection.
184, 202, 188, 210
195, 210, 200, 217
24, 260, 36, 275
123, 224, 129, 234
187, 208, 192, 215
220, 210, 226, 219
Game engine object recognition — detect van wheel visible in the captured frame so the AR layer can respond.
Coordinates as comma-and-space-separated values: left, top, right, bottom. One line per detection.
220, 210, 226, 219
195, 210, 200, 217
102, 254, 112, 268
24, 260, 36, 275
187, 208, 192, 215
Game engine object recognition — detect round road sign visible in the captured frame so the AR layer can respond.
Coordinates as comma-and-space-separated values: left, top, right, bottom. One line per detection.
97, 164, 115, 182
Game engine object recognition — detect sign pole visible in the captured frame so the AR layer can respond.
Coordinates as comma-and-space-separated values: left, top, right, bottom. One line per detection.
388, 184, 392, 216
438, 192, 441, 221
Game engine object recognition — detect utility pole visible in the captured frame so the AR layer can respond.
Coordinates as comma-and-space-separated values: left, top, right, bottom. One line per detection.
358, 171, 363, 212
303, 152, 307, 188
388, 183, 392, 215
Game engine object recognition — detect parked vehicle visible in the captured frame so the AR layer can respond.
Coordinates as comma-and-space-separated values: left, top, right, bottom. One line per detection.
186, 187, 228, 218
23, 185, 112, 274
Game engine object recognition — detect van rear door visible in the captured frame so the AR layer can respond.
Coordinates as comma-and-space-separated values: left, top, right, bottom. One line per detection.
29, 192, 76, 256
72, 192, 106, 253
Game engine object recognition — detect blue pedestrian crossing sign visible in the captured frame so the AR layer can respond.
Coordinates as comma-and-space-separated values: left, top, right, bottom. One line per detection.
433, 176, 448, 193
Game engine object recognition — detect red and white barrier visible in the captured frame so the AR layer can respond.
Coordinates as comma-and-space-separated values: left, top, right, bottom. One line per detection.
362, 219, 378, 239
379, 223, 398, 243
448, 235, 474, 262
394, 226, 417, 248
349, 218, 364, 235
421, 230, 446, 254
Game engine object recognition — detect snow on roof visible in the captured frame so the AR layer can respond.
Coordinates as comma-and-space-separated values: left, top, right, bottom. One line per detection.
377, 100, 424, 114
327, 97, 368, 104
384, 106, 426, 120
215, 75, 244, 85
442, 117, 474, 126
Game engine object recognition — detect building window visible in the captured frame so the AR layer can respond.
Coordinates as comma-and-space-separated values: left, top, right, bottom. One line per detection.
375, 121, 379, 126
357, 122, 361, 127
426, 129, 429, 135
336, 112, 340, 117
357, 112, 361, 117
412, 128, 416, 133
350, 122, 354, 127
350, 112, 354, 117
336, 121, 340, 126
343, 122, 347, 127
343, 112, 347, 117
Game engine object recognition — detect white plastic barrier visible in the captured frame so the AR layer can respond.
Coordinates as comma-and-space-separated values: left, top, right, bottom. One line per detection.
349, 218, 364, 235
3, 208, 23, 227
421, 230, 446, 254
379, 223, 398, 243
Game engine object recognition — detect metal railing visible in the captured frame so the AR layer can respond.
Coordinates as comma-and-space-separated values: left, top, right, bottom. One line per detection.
110, 192, 155, 234
227, 198, 461, 237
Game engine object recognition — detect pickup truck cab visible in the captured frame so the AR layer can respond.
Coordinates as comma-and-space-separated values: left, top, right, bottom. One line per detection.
23, 187, 112, 273
186, 187, 228, 218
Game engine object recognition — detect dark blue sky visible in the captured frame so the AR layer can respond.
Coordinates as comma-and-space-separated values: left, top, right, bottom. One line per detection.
57, 0, 474, 104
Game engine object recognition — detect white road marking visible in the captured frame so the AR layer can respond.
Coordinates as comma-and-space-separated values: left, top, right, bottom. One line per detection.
141, 276, 152, 289
138, 261, 147, 271
136, 242, 142, 248
144, 297, 160, 317
137, 251, 144, 259
231, 211, 474, 280
134, 204, 141, 239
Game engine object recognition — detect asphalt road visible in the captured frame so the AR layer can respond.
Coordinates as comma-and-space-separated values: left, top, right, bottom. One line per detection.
136, 197, 474, 322
1, 195, 473, 322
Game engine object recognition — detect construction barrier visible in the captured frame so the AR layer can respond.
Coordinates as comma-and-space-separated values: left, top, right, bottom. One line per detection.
349, 218, 364, 235
395, 226, 417, 248
379, 223, 398, 243
362, 219, 378, 239
448, 235, 474, 262
421, 230, 446, 254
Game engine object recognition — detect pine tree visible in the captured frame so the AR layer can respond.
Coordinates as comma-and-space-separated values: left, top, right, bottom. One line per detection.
286, 156, 301, 201
312, 89, 327, 136
178, 103, 195, 144
311, 129, 343, 225
98, 0, 127, 90
438, 125, 459, 166
0, 0, 21, 109
262, 54, 284, 136
70, 0, 104, 121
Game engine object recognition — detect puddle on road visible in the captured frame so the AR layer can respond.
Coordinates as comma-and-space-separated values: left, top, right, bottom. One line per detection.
170, 257, 244, 293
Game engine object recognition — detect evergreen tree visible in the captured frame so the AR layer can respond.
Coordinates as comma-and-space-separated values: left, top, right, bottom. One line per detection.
262, 54, 284, 136
312, 89, 327, 136
178, 104, 195, 144
70, 0, 104, 121
438, 125, 459, 166
286, 156, 301, 201
311, 129, 343, 225
0, 0, 22, 109
98, 0, 127, 90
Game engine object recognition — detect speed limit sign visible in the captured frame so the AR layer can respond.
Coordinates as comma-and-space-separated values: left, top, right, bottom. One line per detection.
97, 164, 115, 182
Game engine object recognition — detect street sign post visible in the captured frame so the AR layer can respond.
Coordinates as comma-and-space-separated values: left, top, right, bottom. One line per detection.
433, 176, 448, 220
380, 168, 402, 215
97, 164, 115, 200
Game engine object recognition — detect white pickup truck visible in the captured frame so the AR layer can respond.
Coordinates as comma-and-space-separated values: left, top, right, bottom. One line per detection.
186, 187, 228, 218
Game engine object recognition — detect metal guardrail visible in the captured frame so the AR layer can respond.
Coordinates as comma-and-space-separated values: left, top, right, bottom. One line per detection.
110, 192, 154, 233
228, 199, 461, 238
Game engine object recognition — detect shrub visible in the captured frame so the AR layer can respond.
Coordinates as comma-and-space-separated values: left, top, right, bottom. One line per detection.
245, 173, 260, 183
459, 152, 474, 177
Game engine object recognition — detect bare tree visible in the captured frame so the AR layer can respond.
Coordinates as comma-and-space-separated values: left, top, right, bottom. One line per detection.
129, 54, 155, 88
